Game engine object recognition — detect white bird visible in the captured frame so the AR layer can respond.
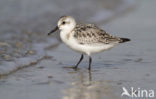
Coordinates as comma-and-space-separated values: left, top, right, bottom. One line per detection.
48, 16, 130, 70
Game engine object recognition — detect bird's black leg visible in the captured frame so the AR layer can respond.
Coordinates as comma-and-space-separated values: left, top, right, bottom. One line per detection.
73, 54, 83, 69
88, 56, 92, 70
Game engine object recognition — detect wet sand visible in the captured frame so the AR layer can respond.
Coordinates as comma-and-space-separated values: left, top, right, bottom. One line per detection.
0, 0, 156, 99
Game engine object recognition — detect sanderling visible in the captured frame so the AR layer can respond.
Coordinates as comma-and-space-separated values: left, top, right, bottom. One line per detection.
48, 16, 130, 70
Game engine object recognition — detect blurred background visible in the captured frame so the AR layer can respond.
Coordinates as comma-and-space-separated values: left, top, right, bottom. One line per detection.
0, 0, 156, 99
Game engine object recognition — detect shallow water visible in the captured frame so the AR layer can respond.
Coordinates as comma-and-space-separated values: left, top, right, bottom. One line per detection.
0, 0, 156, 99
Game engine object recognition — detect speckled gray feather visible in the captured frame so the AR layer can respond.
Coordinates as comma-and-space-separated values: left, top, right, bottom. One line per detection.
73, 23, 122, 45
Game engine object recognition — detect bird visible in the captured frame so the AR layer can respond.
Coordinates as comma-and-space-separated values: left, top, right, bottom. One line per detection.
48, 16, 130, 70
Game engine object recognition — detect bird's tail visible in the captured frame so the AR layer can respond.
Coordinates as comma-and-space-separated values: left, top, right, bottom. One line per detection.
119, 38, 130, 43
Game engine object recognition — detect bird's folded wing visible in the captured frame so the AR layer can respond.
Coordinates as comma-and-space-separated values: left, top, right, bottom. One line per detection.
73, 24, 121, 45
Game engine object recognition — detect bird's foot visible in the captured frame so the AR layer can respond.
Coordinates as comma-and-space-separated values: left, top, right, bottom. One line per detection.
63, 66, 78, 70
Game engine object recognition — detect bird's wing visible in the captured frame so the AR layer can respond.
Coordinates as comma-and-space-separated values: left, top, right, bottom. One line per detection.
73, 24, 121, 45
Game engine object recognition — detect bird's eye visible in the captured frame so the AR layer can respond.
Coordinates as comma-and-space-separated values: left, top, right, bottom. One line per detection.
62, 21, 66, 25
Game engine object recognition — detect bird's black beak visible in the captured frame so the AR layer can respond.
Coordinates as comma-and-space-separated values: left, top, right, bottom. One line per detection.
47, 26, 58, 35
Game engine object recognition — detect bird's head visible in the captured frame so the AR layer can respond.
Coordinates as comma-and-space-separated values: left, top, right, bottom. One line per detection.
48, 16, 76, 35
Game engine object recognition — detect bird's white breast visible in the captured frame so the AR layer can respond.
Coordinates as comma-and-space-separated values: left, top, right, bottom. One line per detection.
60, 31, 115, 55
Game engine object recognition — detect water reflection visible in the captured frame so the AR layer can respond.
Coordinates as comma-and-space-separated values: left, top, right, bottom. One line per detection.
63, 69, 120, 99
